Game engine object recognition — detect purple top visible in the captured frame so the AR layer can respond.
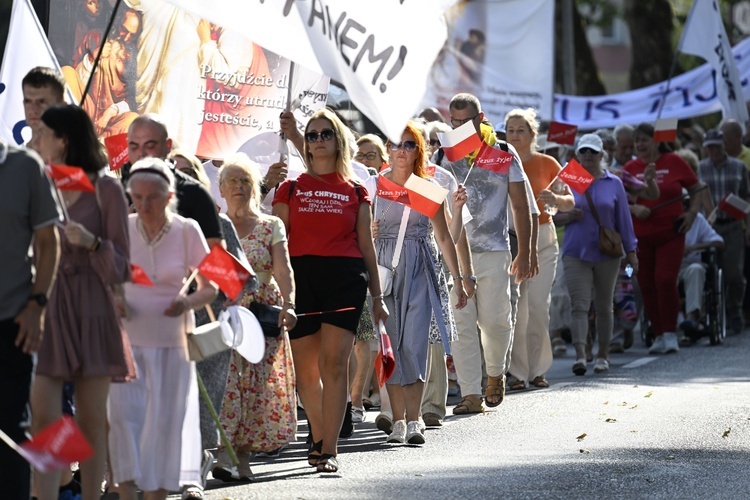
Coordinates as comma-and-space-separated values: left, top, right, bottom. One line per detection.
562, 170, 637, 262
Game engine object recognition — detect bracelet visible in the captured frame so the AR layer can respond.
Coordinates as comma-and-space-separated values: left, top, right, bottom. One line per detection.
464, 275, 477, 283
452, 275, 463, 281
260, 183, 270, 195
90, 236, 102, 252
372, 294, 384, 300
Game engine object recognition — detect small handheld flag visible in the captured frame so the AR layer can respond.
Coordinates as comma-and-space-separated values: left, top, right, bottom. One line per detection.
437, 121, 483, 162
198, 245, 254, 300
558, 159, 595, 194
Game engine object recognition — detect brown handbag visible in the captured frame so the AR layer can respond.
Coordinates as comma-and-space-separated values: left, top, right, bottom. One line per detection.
584, 190, 624, 258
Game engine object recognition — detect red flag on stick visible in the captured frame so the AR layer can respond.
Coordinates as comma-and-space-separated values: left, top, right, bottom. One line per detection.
547, 121, 578, 145
198, 244, 254, 300
2, 416, 94, 473
474, 143, 514, 174
654, 118, 678, 143
104, 133, 129, 170
718, 193, 750, 220
376, 174, 410, 204
130, 264, 154, 286
48, 164, 95, 192
374, 321, 396, 386
558, 159, 595, 194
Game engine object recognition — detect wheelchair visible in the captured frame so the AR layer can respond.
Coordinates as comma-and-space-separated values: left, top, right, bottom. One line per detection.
640, 247, 726, 346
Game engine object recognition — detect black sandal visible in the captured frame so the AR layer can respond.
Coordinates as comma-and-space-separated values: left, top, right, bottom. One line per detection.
307, 440, 322, 467
316, 453, 339, 473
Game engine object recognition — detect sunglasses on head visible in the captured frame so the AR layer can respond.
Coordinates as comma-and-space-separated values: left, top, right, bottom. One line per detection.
577, 147, 600, 155
429, 138, 441, 147
389, 141, 417, 151
305, 128, 336, 143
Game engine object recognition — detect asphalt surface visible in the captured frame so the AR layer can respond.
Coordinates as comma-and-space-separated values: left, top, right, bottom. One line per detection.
168, 328, 750, 500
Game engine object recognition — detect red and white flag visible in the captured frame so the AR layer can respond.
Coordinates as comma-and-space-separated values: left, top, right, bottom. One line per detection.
653, 118, 678, 143
375, 321, 396, 387
104, 133, 129, 171
376, 174, 410, 204
547, 121, 578, 146
0, 416, 93, 473
558, 159, 595, 194
437, 121, 483, 162
403, 174, 449, 218
474, 143, 514, 174
47, 164, 95, 192
198, 244, 254, 300
718, 193, 750, 220
130, 264, 154, 287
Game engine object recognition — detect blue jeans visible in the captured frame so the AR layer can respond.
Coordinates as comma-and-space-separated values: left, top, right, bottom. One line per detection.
0, 318, 33, 499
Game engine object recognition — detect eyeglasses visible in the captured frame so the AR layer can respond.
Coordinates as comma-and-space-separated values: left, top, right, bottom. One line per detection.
577, 147, 600, 155
223, 177, 253, 187
304, 128, 336, 143
355, 151, 379, 161
389, 141, 417, 151
450, 114, 479, 128
429, 139, 441, 147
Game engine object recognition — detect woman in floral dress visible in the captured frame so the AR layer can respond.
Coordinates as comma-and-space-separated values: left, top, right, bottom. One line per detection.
213, 154, 297, 481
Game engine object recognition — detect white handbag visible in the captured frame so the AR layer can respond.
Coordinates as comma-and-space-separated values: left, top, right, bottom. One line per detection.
376, 202, 410, 297
186, 305, 232, 361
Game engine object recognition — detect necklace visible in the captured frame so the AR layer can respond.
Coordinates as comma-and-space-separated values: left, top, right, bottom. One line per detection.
137, 215, 172, 247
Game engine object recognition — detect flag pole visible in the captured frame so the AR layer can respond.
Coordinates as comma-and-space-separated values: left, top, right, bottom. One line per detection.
177, 268, 201, 297
656, 1, 697, 120
278, 62, 296, 162
80, 0, 123, 106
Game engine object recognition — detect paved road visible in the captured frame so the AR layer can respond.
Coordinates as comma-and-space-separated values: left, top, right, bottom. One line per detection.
171, 330, 750, 500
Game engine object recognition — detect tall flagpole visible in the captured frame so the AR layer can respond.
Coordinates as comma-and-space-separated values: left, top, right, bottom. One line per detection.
79, 0, 123, 107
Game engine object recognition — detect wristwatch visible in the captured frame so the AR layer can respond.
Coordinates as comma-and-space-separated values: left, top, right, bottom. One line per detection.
29, 293, 47, 307
260, 183, 270, 195
464, 275, 477, 283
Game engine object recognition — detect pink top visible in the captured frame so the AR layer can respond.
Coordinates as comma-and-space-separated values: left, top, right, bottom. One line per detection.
124, 214, 209, 348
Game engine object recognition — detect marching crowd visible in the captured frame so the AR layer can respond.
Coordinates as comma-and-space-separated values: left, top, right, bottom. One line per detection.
2, 65, 750, 500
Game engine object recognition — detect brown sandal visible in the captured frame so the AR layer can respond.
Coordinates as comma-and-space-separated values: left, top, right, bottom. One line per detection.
484, 375, 506, 407
452, 394, 484, 414
506, 375, 526, 391
531, 376, 550, 388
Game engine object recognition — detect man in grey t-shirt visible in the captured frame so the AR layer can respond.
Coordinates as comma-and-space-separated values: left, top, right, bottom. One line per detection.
0, 140, 61, 500
436, 93, 533, 414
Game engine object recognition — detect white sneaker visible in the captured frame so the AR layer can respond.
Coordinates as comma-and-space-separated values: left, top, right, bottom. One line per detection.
351, 405, 366, 423
406, 420, 425, 445
648, 335, 666, 355
593, 358, 609, 373
663, 332, 680, 354
387, 420, 406, 443
417, 417, 426, 433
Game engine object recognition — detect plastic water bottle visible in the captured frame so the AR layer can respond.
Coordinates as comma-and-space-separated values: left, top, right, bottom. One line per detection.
625, 263, 633, 278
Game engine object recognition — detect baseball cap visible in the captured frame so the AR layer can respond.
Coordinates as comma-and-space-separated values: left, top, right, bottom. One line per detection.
703, 129, 724, 147
576, 133, 603, 154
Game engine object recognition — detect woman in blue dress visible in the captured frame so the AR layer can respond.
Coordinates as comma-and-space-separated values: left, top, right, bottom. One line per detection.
371, 121, 467, 445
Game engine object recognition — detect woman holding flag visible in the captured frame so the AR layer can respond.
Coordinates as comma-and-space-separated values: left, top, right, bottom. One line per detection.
369, 121, 467, 445
504, 108, 574, 391
108, 158, 218, 500
30, 104, 134, 500
560, 134, 638, 376
624, 123, 704, 354
273, 108, 387, 473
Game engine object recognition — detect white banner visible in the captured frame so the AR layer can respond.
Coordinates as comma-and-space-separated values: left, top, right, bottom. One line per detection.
553, 37, 750, 130
421, 0, 555, 129
680, 0, 748, 124
166, 0, 458, 141
0, 0, 73, 145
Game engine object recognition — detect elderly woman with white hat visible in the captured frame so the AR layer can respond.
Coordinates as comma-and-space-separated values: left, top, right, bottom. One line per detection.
558, 133, 638, 376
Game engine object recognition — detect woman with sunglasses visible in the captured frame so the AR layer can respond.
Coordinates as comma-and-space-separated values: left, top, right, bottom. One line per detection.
623, 123, 704, 354
273, 108, 387, 473
503, 108, 574, 391
560, 134, 638, 375
369, 121, 467, 445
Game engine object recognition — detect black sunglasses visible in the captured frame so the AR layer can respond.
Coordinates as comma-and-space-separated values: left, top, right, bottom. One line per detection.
429, 139, 441, 147
577, 147, 600, 155
305, 129, 336, 143
389, 141, 417, 151
450, 114, 479, 128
